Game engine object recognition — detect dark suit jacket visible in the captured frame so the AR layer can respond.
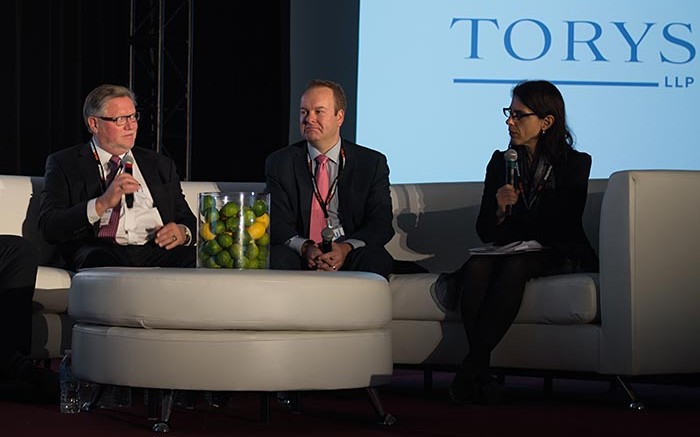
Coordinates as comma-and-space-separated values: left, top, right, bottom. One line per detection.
38, 143, 196, 261
264, 139, 394, 249
476, 147, 599, 272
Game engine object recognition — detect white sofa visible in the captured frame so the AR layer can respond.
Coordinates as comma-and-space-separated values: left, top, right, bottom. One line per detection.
2, 171, 699, 395
386, 171, 700, 393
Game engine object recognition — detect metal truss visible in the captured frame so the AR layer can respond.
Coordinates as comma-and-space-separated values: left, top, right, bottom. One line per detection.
129, 0, 193, 180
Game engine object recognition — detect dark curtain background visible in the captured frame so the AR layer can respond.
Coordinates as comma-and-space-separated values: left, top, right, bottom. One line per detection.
2, 0, 290, 182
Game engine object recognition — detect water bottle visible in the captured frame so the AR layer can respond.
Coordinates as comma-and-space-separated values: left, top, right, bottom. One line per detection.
59, 349, 81, 414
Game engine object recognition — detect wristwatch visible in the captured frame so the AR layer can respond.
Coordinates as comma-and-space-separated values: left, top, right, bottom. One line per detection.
180, 225, 193, 246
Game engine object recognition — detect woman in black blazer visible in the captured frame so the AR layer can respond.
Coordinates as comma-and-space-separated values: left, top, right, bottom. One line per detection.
433, 80, 599, 404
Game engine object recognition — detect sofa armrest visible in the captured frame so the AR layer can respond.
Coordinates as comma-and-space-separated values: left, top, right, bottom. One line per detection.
599, 170, 700, 375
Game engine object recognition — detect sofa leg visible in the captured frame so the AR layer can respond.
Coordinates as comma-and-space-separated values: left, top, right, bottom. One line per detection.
366, 387, 397, 426
543, 375, 553, 398
423, 366, 433, 392
259, 392, 271, 423
151, 389, 175, 433
614, 376, 645, 410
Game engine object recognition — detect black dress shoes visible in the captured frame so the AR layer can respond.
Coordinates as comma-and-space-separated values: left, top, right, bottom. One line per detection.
0, 352, 59, 404
448, 374, 504, 406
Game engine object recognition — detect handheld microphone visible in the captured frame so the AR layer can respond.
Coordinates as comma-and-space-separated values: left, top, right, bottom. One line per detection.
320, 227, 334, 253
504, 148, 518, 216
122, 155, 134, 209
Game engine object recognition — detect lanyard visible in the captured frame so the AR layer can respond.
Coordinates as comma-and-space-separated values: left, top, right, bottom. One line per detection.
89, 139, 108, 192
516, 158, 552, 211
90, 139, 128, 193
308, 146, 345, 220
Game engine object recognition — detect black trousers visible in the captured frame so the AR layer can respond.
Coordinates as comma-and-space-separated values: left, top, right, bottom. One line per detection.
270, 244, 393, 280
68, 240, 196, 270
0, 235, 38, 368
455, 250, 563, 385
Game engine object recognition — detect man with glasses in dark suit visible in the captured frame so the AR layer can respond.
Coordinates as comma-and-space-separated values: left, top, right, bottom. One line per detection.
38, 84, 196, 271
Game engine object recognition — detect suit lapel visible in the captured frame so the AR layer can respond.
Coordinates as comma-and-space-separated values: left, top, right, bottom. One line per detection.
131, 147, 167, 211
293, 144, 313, 235
337, 140, 355, 216
132, 147, 157, 188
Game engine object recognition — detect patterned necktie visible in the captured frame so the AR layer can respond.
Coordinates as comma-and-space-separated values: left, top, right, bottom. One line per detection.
309, 154, 329, 243
98, 155, 122, 240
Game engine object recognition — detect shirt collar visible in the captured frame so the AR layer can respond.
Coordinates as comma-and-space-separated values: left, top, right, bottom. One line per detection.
306, 138, 341, 164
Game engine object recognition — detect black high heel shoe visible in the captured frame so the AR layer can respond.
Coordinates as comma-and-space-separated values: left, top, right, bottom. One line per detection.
448, 384, 475, 405
448, 374, 504, 406
473, 374, 504, 405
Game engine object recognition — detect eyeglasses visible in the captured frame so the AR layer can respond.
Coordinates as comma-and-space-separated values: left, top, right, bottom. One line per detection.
96, 112, 140, 126
503, 108, 537, 121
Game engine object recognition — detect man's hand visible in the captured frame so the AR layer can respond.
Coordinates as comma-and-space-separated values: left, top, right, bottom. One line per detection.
95, 173, 140, 216
315, 242, 352, 272
155, 222, 186, 249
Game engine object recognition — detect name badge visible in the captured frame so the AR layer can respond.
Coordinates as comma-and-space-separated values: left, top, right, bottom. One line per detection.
99, 209, 114, 226
332, 225, 345, 240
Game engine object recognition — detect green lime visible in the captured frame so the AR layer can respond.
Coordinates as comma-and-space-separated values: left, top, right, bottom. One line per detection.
205, 256, 221, 268
229, 242, 244, 258
216, 233, 233, 249
202, 207, 218, 223
225, 216, 239, 232
245, 242, 259, 259
200, 195, 216, 214
256, 232, 270, 247
198, 247, 210, 264
234, 255, 249, 269
203, 239, 222, 256
232, 227, 251, 244
221, 256, 234, 268
242, 209, 256, 227
246, 257, 259, 269
215, 250, 233, 268
220, 201, 240, 220
252, 199, 268, 217
212, 221, 225, 235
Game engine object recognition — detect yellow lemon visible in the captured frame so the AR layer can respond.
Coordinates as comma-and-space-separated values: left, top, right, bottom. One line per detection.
246, 222, 266, 240
199, 222, 216, 241
254, 213, 270, 230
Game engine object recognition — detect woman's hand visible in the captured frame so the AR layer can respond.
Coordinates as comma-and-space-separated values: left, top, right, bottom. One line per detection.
496, 184, 519, 218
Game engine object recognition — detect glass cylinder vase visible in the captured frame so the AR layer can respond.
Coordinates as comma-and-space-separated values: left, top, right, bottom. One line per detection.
197, 191, 271, 269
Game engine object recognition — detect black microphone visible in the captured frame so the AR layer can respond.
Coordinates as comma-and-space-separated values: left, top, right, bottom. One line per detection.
320, 227, 334, 253
504, 148, 518, 216
122, 155, 134, 209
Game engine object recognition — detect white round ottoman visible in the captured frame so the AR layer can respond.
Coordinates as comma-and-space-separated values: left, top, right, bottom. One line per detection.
68, 267, 394, 431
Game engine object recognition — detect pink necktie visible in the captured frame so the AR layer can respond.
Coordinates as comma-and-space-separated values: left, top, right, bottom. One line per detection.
309, 154, 329, 243
98, 155, 122, 240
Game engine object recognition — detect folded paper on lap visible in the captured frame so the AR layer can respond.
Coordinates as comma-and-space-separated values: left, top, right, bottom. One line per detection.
469, 240, 544, 255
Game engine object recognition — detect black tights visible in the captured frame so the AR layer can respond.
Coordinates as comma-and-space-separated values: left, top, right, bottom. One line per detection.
453, 250, 561, 391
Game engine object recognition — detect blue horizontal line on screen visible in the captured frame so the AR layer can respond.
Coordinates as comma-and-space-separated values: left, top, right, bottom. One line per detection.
453, 78, 659, 87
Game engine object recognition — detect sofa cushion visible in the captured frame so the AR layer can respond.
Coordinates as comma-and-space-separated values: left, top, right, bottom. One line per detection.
390, 272, 599, 325
33, 266, 73, 313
